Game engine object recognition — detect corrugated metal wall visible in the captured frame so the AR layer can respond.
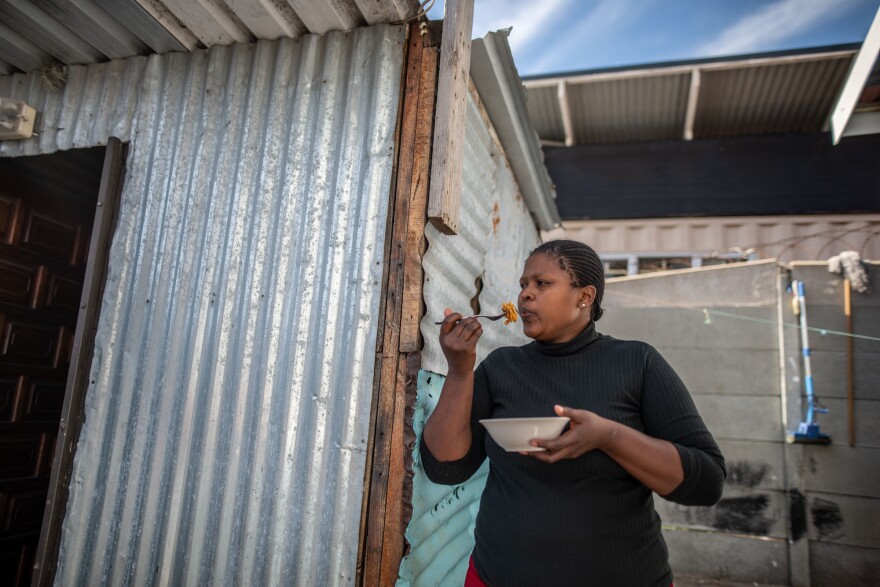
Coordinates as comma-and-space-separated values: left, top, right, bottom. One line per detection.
419, 91, 538, 375
398, 90, 541, 586
0, 57, 143, 155
2, 24, 406, 586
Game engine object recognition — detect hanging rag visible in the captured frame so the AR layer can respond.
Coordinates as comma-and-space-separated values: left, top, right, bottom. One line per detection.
828, 251, 870, 293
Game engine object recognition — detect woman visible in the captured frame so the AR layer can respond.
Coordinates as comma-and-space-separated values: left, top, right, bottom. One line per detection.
421, 239, 726, 587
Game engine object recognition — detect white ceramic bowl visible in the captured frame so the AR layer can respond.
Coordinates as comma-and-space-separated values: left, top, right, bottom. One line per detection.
479, 417, 570, 452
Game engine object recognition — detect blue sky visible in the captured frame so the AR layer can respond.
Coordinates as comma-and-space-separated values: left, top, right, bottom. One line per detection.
427, 0, 880, 76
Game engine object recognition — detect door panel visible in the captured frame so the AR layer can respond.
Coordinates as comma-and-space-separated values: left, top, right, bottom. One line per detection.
0, 318, 60, 367
0, 197, 23, 244
19, 211, 83, 265
22, 381, 65, 423
0, 260, 42, 308
43, 275, 81, 314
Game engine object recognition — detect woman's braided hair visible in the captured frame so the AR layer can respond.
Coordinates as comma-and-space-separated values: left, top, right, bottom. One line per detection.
529, 239, 605, 322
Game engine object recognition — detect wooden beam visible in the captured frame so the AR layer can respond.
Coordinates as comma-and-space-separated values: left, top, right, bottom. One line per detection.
427, 0, 474, 235
359, 22, 438, 586
400, 34, 437, 354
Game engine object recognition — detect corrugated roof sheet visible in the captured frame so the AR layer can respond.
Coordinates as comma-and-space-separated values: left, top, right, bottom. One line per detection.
568, 72, 691, 143
525, 84, 564, 143
695, 56, 854, 138
3, 24, 406, 585
0, 0, 421, 76
523, 47, 857, 145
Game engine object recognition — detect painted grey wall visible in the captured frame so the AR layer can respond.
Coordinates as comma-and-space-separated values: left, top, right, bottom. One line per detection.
787, 263, 880, 586
601, 260, 790, 584
600, 259, 880, 586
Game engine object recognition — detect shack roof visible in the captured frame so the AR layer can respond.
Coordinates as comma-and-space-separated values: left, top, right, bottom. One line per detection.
0, 0, 424, 76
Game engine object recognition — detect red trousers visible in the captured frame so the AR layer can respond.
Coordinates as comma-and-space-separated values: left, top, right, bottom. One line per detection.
464, 557, 487, 587
463, 556, 674, 587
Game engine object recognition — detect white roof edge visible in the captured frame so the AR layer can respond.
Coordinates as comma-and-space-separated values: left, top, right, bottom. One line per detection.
830, 5, 880, 144
523, 48, 857, 89
470, 29, 561, 230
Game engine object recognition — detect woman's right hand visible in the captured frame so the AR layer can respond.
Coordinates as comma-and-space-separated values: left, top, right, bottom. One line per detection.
439, 308, 483, 375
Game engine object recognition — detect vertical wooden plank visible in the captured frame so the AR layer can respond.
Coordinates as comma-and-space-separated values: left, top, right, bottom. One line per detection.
426, 0, 474, 235
359, 24, 418, 582
360, 22, 438, 586
31, 138, 126, 587
400, 35, 438, 354
378, 354, 409, 587
384, 28, 440, 583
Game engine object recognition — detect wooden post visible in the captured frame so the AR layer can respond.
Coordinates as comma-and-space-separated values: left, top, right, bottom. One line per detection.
426, 0, 475, 235
359, 21, 439, 586
845, 278, 855, 446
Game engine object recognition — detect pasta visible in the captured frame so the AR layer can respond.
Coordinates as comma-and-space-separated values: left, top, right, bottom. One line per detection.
501, 301, 518, 325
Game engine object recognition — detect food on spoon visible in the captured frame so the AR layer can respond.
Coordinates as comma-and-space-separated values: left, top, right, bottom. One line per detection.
501, 301, 518, 325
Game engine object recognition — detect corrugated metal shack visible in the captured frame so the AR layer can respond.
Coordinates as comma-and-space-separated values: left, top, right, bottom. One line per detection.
0, 1, 560, 586
2, 21, 408, 587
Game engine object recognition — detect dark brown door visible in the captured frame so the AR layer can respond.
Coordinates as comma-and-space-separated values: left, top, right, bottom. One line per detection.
0, 164, 95, 585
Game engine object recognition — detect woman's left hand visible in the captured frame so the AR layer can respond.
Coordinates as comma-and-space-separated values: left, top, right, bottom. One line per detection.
526, 404, 615, 462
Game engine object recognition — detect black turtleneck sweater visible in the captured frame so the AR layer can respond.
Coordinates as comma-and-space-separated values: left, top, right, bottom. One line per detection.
420, 323, 726, 587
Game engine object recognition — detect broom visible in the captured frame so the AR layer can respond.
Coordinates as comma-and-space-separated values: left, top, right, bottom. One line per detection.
786, 280, 831, 445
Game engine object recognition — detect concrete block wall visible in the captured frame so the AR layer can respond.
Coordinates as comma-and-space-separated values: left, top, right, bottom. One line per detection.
601, 260, 791, 585
787, 263, 880, 586
600, 259, 880, 586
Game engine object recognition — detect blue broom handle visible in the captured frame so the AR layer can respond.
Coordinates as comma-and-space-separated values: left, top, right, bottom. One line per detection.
795, 280, 827, 424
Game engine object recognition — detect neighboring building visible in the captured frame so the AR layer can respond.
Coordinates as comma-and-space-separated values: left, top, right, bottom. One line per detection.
523, 39, 880, 275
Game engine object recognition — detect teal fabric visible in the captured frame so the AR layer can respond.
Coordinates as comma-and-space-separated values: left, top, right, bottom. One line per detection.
397, 370, 488, 587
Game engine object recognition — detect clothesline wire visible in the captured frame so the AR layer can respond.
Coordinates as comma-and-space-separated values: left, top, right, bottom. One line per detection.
603, 289, 880, 343
703, 309, 880, 342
